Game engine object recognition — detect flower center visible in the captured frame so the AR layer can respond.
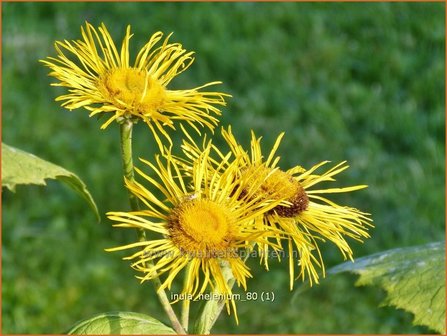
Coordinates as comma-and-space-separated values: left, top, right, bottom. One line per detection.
168, 198, 233, 256
99, 68, 166, 115
242, 166, 309, 218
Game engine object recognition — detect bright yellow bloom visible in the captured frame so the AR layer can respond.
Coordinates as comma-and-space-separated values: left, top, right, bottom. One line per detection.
181, 127, 373, 288
106, 145, 283, 322
41, 22, 230, 146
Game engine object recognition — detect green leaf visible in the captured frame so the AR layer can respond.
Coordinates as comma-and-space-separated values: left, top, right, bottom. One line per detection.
67, 312, 176, 335
1, 143, 99, 221
329, 241, 446, 334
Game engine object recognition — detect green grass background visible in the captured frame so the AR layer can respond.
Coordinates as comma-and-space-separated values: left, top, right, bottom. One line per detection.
2, 2, 445, 334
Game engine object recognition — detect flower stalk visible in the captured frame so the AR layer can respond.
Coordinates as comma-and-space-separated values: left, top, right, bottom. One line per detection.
119, 120, 186, 335
180, 264, 192, 332
119, 120, 140, 211
193, 261, 236, 334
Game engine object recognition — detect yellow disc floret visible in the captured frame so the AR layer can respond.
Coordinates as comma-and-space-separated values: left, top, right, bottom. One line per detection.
168, 198, 234, 257
99, 68, 166, 117
241, 165, 309, 218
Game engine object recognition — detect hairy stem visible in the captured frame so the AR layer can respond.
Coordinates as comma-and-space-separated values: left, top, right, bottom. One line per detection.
193, 260, 235, 334
180, 263, 194, 332
119, 120, 186, 335
181, 297, 190, 332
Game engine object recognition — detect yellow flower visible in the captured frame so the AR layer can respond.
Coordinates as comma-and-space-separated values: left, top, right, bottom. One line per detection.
223, 127, 373, 288
41, 22, 230, 146
106, 145, 283, 322
181, 127, 373, 288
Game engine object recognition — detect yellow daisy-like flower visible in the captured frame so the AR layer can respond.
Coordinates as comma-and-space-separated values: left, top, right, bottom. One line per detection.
106, 145, 283, 321
222, 127, 373, 288
181, 127, 373, 288
41, 22, 230, 145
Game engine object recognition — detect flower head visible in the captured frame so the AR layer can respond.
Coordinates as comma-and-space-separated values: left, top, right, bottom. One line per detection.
41, 22, 230, 146
106, 145, 283, 321
181, 127, 373, 288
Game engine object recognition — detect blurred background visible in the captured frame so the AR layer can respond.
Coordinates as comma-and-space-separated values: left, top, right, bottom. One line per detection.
2, 2, 445, 334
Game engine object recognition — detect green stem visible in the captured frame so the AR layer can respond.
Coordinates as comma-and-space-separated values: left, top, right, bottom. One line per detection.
119, 120, 140, 211
181, 297, 190, 332
181, 264, 192, 332
193, 260, 235, 334
119, 120, 186, 335
193, 249, 254, 334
